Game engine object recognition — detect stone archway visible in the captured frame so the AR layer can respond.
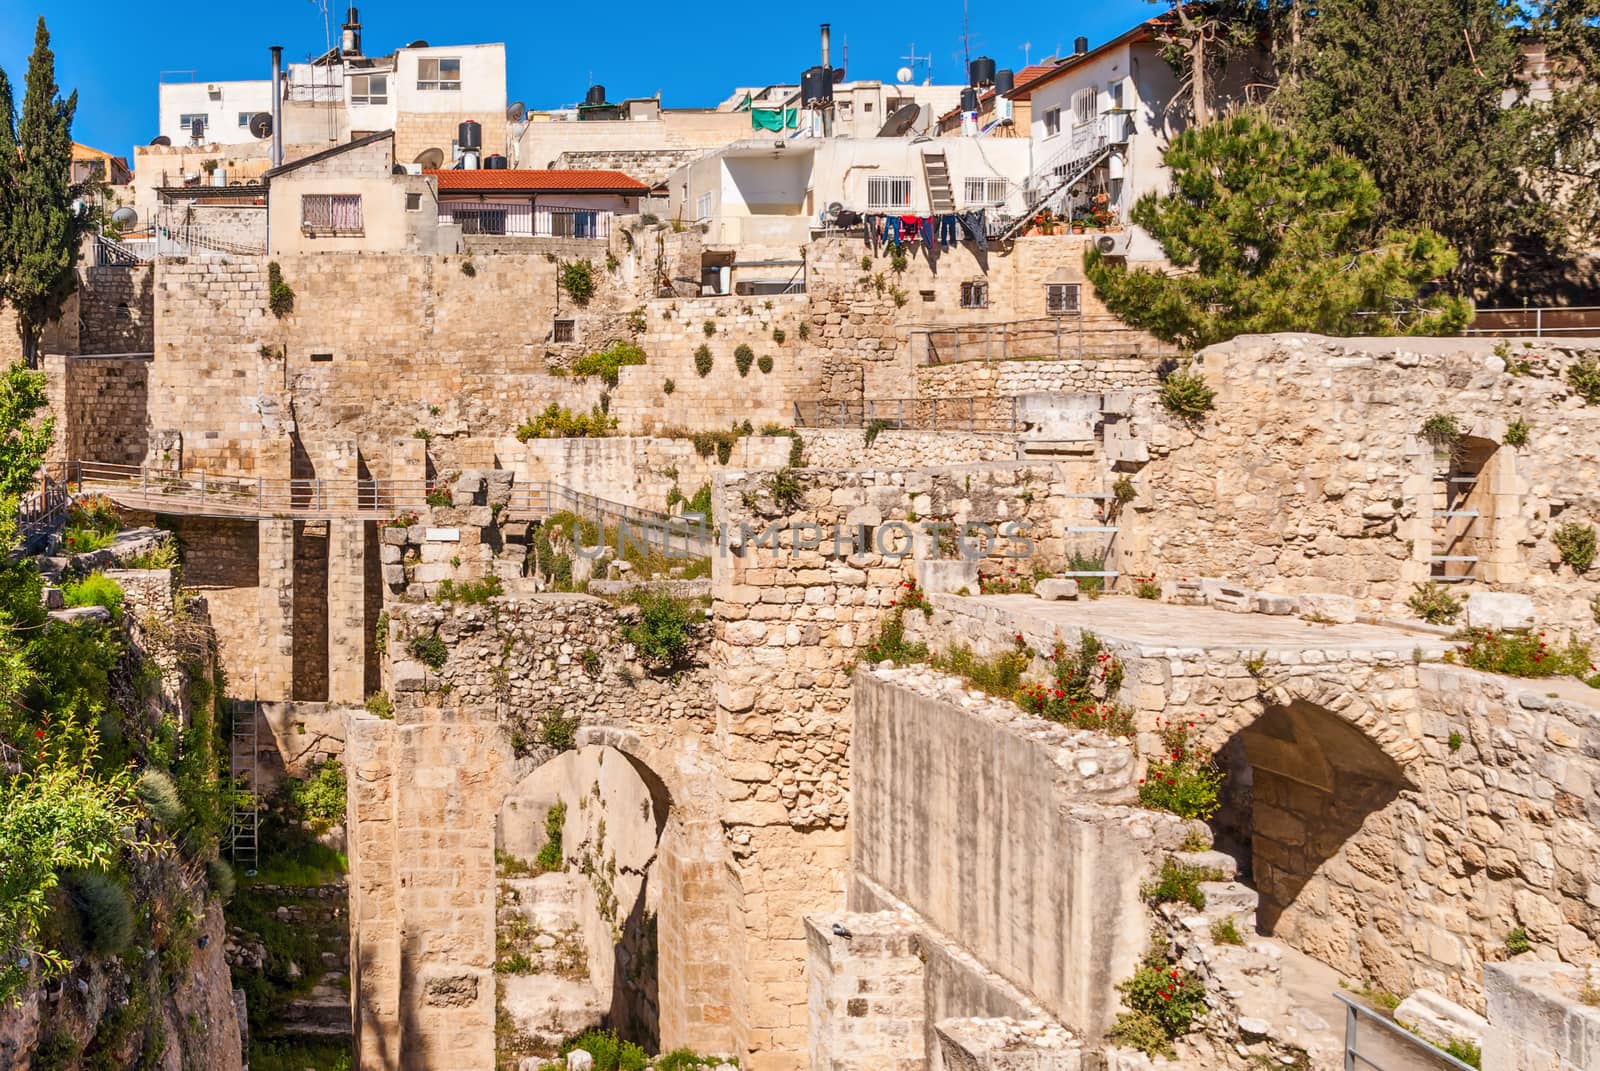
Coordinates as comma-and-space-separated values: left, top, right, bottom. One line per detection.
495, 741, 672, 1058
1201, 675, 1420, 981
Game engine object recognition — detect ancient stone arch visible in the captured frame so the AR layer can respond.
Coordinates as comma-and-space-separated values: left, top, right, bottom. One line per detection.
1196, 670, 1425, 772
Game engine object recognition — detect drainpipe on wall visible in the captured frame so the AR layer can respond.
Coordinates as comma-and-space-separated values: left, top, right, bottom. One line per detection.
270, 46, 284, 169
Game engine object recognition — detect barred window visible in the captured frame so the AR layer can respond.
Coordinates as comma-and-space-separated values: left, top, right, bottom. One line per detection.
961, 281, 989, 309
867, 176, 913, 209
962, 177, 1009, 206
552, 319, 575, 343
1046, 282, 1081, 316
301, 194, 363, 234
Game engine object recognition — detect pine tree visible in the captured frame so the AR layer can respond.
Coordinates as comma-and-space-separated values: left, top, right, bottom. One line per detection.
1274, 0, 1537, 290
1145, 0, 1293, 126
1525, 0, 1600, 247
1085, 111, 1469, 350
0, 18, 91, 368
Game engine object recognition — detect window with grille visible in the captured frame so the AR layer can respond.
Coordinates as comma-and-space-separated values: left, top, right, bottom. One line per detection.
961, 282, 989, 309
1043, 107, 1061, 137
416, 57, 461, 91
867, 176, 913, 209
237, 112, 252, 127
1046, 282, 1081, 316
301, 194, 363, 234
1073, 87, 1098, 125
179, 113, 207, 136
963, 177, 1009, 206
351, 74, 388, 105
552, 319, 575, 343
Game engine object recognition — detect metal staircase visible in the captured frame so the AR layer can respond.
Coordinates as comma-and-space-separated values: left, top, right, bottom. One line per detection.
921, 150, 956, 215
997, 141, 1112, 242
230, 696, 261, 876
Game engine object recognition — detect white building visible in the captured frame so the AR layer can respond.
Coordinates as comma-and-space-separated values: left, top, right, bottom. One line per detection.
157, 78, 275, 145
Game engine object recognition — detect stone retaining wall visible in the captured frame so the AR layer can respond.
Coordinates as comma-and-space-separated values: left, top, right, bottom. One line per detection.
797, 429, 1017, 469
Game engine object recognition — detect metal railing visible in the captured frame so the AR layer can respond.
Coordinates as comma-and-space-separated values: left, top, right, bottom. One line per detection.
1335, 993, 1479, 1071
67, 461, 710, 557
15, 470, 70, 550
1465, 305, 1600, 337
915, 316, 1177, 365
442, 202, 612, 240
793, 396, 1018, 433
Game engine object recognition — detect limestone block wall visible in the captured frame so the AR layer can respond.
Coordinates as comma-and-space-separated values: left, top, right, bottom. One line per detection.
918, 593, 1600, 1015
165, 516, 261, 687
805, 912, 927, 1071
706, 462, 1100, 1070
79, 264, 155, 354
503, 434, 794, 513
797, 429, 1018, 469
1485, 962, 1600, 1071
1123, 333, 1600, 640
42, 353, 150, 467
848, 669, 1165, 1039
915, 356, 1161, 402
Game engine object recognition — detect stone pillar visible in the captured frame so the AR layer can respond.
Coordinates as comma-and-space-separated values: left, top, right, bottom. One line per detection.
656, 816, 742, 1054
328, 521, 368, 704
255, 438, 296, 700
805, 912, 926, 1071
347, 711, 401, 1071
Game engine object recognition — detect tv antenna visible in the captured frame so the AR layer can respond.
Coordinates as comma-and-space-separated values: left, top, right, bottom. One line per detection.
961, 0, 972, 72
1020, 41, 1032, 66
901, 43, 931, 85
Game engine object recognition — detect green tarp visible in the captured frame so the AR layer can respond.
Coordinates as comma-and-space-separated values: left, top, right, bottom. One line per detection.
750, 107, 799, 131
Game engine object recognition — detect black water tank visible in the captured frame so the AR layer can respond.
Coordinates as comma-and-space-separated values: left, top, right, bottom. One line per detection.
995, 68, 1015, 95
959, 87, 979, 113
484, 154, 507, 169
1074, 36, 1089, 55
457, 119, 481, 151
969, 56, 996, 87
585, 84, 606, 107
801, 65, 833, 105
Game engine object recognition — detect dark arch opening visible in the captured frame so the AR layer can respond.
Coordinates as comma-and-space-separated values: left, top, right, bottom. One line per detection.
1210, 700, 1409, 940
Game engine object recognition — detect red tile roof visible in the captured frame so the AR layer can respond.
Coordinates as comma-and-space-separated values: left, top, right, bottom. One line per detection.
428, 168, 648, 193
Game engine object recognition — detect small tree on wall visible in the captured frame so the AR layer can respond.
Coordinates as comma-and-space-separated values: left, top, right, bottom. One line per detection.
0, 19, 96, 367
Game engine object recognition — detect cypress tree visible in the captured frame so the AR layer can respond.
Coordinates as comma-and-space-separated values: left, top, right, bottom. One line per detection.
0, 18, 90, 367
1085, 111, 1469, 350
1274, 0, 1537, 290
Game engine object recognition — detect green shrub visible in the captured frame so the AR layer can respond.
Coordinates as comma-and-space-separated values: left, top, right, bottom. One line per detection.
624, 588, 698, 666
1068, 550, 1108, 594
1113, 474, 1137, 505
516, 402, 617, 440
703, 319, 717, 337
1420, 412, 1463, 448
863, 418, 891, 447
560, 1028, 647, 1071
733, 343, 755, 377
1105, 938, 1209, 1057
694, 344, 714, 377
1506, 925, 1531, 954
1553, 521, 1596, 572
657, 1050, 720, 1071
559, 260, 596, 305
1134, 577, 1161, 600
1407, 581, 1463, 625
1568, 354, 1600, 405
407, 631, 448, 670
573, 340, 647, 387
663, 378, 675, 395
135, 768, 184, 829
936, 644, 1029, 699
435, 576, 503, 604
287, 759, 346, 833
63, 870, 134, 955
1451, 628, 1595, 680
798, 321, 810, 340
537, 710, 579, 751
31, 1028, 80, 1071
1138, 720, 1225, 820
1448, 730, 1463, 752
536, 802, 566, 873
772, 327, 786, 343
1144, 857, 1224, 909
207, 857, 236, 903
123, 541, 180, 570
1210, 917, 1244, 945
459, 258, 476, 277
63, 572, 124, 617
1159, 366, 1214, 419
1505, 418, 1530, 447
1015, 632, 1134, 735
757, 354, 774, 373
364, 692, 394, 720
267, 261, 295, 316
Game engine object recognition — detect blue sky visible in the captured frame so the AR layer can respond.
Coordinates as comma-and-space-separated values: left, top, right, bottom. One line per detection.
0, 0, 1156, 160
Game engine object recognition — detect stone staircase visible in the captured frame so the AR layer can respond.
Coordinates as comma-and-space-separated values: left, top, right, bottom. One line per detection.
497, 870, 604, 1058
227, 882, 352, 1043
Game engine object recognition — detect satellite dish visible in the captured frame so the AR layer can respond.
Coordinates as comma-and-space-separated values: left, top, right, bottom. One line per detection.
831, 67, 846, 84
248, 112, 273, 139
407, 39, 429, 48
877, 103, 921, 137
392, 163, 407, 175
507, 101, 526, 121
150, 135, 171, 146
896, 67, 913, 84
414, 147, 445, 169
111, 206, 138, 226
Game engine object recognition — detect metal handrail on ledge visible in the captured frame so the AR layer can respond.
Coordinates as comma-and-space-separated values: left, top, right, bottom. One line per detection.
1334, 992, 1478, 1071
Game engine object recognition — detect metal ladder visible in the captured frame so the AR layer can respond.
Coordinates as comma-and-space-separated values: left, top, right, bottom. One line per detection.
229, 696, 260, 876
1430, 465, 1481, 583
1062, 491, 1121, 589
921, 150, 956, 215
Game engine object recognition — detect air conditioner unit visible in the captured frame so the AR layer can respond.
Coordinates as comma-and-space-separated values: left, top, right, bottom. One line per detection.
207, 84, 221, 95
1095, 231, 1133, 257
403, 163, 422, 175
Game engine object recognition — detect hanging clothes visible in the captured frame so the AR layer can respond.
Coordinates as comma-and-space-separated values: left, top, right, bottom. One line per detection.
885, 216, 902, 243
958, 210, 988, 253
938, 214, 959, 251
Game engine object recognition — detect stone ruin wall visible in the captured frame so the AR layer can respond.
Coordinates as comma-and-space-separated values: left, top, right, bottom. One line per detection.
1122, 333, 1600, 643
917, 593, 1600, 1017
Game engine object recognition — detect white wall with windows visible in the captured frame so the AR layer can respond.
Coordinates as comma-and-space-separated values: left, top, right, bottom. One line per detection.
159, 80, 274, 146
392, 43, 505, 115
